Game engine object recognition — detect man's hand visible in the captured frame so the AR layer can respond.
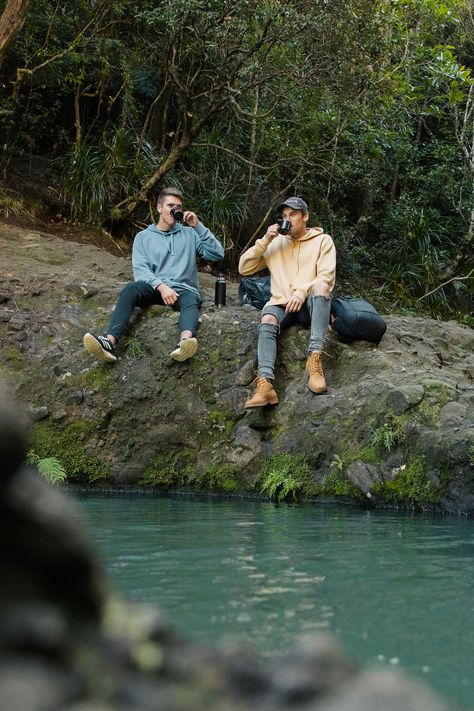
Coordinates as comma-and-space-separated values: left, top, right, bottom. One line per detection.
183, 211, 199, 228
264, 223, 280, 242
285, 294, 303, 313
157, 283, 179, 305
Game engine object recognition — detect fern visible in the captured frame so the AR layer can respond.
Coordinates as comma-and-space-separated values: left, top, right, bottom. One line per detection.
261, 470, 302, 502
27, 450, 67, 485
371, 424, 395, 451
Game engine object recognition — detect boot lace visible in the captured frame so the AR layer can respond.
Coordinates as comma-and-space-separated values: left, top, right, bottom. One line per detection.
252, 373, 268, 393
307, 353, 323, 375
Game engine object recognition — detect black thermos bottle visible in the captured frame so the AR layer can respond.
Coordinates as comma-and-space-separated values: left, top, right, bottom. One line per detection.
215, 274, 226, 307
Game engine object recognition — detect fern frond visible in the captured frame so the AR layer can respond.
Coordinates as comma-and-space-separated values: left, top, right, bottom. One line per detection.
36, 457, 67, 485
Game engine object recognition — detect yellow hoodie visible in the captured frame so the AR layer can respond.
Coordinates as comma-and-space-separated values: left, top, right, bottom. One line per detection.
239, 227, 336, 306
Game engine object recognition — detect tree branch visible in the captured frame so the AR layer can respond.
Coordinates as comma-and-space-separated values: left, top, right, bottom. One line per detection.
239, 170, 304, 255
418, 269, 474, 300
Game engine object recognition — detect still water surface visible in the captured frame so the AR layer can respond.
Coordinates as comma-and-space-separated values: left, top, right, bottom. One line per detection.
76, 494, 474, 709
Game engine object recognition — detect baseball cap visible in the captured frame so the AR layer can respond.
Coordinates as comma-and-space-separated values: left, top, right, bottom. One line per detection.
276, 196, 309, 214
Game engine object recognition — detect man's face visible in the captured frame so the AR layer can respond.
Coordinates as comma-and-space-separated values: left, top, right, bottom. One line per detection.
282, 207, 308, 237
157, 195, 183, 227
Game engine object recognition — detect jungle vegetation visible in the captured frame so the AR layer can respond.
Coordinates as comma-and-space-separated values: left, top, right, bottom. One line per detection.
0, 0, 473, 319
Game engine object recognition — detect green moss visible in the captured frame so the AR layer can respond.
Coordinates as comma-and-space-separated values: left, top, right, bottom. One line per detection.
209, 348, 220, 365
195, 462, 240, 492
372, 456, 439, 505
1, 345, 23, 366
140, 451, 240, 493
140, 451, 192, 487
122, 336, 144, 359
469, 444, 474, 468
324, 411, 407, 478
439, 463, 452, 489
188, 356, 218, 403
206, 408, 234, 436
318, 471, 360, 498
29, 421, 110, 482
417, 400, 442, 426
358, 444, 381, 464
83, 365, 114, 391
416, 383, 453, 426
285, 359, 303, 376
328, 438, 384, 473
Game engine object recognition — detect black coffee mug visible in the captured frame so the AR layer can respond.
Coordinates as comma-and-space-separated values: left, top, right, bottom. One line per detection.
278, 218, 291, 235
170, 206, 184, 222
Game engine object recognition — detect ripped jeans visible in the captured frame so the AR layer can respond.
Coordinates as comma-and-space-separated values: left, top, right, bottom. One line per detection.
257, 295, 331, 381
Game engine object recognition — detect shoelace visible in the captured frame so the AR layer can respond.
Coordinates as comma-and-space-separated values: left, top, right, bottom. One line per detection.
307, 354, 323, 375
252, 374, 267, 393
99, 336, 113, 351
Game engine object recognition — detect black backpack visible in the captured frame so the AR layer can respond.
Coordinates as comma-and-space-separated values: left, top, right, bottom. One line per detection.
238, 274, 271, 310
330, 296, 386, 345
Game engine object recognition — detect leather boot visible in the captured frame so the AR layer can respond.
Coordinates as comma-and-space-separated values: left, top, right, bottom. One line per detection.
245, 374, 279, 408
306, 352, 326, 393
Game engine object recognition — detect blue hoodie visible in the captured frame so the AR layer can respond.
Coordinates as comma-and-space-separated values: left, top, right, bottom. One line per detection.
132, 221, 224, 295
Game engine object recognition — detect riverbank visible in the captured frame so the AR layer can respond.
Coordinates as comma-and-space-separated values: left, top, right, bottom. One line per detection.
0, 395, 460, 711
1, 221, 473, 512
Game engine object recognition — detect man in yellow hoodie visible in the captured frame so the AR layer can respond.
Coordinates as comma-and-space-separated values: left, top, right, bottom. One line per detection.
239, 197, 336, 407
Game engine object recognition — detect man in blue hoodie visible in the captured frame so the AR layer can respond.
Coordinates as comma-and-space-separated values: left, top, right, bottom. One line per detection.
83, 187, 224, 363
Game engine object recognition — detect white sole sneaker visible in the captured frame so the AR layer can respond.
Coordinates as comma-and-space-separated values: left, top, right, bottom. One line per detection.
170, 337, 198, 362
83, 333, 117, 363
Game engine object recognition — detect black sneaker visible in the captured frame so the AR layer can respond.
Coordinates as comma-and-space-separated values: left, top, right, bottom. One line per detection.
83, 332, 117, 363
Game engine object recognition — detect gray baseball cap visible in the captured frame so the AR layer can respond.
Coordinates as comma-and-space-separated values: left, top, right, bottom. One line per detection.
276, 196, 309, 214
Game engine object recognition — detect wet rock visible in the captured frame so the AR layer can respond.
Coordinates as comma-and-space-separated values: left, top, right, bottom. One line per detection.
28, 406, 49, 421
235, 358, 256, 386
8, 316, 28, 331
347, 461, 381, 496
439, 401, 467, 426
318, 669, 452, 711
267, 636, 357, 704
67, 390, 84, 405
53, 409, 67, 421
1, 223, 474, 512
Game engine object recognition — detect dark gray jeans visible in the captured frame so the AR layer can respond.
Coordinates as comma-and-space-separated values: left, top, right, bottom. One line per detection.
107, 281, 201, 342
257, 295, 331, 381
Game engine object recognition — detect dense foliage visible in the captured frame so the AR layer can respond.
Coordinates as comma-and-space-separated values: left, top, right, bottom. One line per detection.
0, 0, 473, 318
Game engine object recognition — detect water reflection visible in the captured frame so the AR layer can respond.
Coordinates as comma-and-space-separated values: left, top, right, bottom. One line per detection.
76, 494, 474, 710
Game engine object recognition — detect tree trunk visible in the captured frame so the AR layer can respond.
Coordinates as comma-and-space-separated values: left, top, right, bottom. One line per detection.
0, 0, 29, 72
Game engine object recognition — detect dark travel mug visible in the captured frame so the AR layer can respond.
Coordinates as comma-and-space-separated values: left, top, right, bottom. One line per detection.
215, 274, 226, 307
170, 206, 184, 222
278, 218, 291, 235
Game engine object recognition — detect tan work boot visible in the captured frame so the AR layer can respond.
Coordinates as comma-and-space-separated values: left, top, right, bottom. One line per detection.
306, 351, 326, 393
245, 374, 279, 408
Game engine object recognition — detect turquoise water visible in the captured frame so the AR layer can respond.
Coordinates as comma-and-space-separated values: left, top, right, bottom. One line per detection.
76, 494, 474, 709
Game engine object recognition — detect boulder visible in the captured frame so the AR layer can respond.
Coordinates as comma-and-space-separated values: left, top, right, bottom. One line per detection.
1, 222, 473, 512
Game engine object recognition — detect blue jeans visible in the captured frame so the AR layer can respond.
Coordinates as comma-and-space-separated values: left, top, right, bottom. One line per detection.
107, 281, 201, 342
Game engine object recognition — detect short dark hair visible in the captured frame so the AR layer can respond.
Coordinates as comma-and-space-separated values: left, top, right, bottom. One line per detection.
157, 187, 183, 205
